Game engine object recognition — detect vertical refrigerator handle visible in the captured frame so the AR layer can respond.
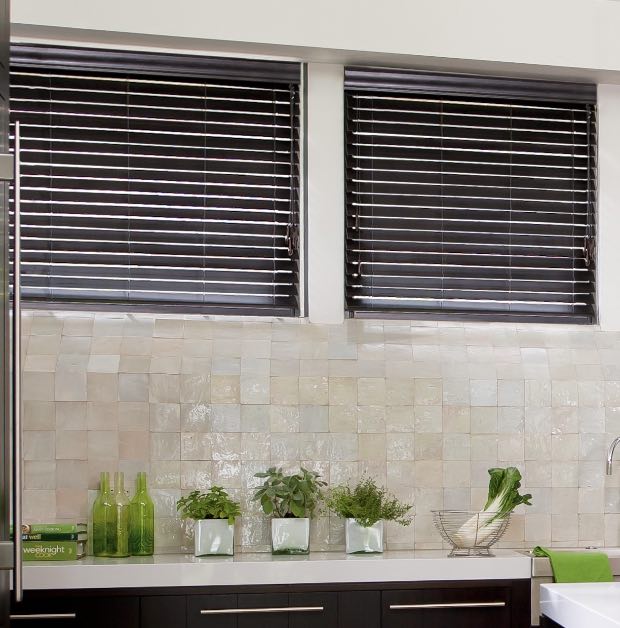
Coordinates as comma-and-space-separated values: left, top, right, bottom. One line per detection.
12, 120, 23, 602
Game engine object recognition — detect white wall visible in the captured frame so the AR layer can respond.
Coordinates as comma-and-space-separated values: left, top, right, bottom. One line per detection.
10, 0, 620, 80
306, 64, 345, 324
10, 0, 620, 327
597, 85, 620, 330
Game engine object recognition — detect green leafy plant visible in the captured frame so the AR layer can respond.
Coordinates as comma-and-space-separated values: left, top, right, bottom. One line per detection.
176, 487, 241, 525
253, 467, 327, 518
327, 477, 412, 528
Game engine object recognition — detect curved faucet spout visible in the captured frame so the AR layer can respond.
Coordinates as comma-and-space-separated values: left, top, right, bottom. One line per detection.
607, 436, 620, 475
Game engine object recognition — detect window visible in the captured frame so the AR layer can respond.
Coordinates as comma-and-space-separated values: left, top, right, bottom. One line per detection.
10, 45, 301, 316
345, 67, 597, 323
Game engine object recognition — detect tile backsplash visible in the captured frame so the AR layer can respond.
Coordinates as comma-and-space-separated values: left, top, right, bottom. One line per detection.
20, 310, 620, 552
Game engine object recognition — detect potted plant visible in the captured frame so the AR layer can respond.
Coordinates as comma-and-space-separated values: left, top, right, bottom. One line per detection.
176, 487, 241, 556
327, 477, 412, 554
253, 467, 327, 555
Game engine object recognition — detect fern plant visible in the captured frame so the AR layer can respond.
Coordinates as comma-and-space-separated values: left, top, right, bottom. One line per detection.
253, 467, 327, 518
327, 477, 412, 528
176, 487, 241, 525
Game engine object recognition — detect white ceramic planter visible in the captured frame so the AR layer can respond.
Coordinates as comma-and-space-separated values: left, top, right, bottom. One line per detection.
194, 519, 235, 556
271, 518, 310, 555
345, 519, 384, 554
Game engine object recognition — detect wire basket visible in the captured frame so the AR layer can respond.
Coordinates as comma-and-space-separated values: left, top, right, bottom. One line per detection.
432, 510, 511, 557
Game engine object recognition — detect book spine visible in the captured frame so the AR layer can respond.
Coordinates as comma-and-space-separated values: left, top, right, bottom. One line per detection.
22, 541, 86, 561
23, 524, 85, 534
21, 533, 84, 541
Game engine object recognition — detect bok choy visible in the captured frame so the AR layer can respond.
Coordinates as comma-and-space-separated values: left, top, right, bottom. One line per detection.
454, 467, 532, 547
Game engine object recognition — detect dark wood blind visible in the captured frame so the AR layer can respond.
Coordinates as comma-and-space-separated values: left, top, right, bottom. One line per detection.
10, 45, 301, 315
345, 67, 597, 323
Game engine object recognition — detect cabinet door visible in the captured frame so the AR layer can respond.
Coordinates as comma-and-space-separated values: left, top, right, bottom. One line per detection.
237, 593, 288, 628
289, 592, 337, 628
187, 594, 236, 628
142, 595, 186, 628
11, 594, 139, 628
339, 591, 381, 628
383, 586, 511, 628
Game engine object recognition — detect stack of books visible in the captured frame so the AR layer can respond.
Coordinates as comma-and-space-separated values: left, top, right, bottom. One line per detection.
19, 523, 87, 561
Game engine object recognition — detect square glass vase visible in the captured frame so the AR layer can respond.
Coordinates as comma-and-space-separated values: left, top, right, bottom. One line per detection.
271, 517, 310, 555
345, 519, 384, 554
194, 519, 235, 556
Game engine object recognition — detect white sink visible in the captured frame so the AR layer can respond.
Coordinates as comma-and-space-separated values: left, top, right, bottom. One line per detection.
541, 582, 620, 628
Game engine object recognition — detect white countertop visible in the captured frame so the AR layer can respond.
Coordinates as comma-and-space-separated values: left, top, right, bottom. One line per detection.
21, 550, 531, 590
541, 583, 620, 628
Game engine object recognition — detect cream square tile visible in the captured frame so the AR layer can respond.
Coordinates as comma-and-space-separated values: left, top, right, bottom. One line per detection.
471, 435, 498, 461
150, 433, 181, 461
552, 462, 579, 487
414, 379, 442, 405
181, 461, 213, 490
56, 488, 88, 520
25, 461, 57, 489
442, 379, 470, 406
414, 461, 443, 487
149, 374, 181, 403
552, 380, 578, 407
119, 431, 149, 461
298, 376, 328, 405
443, 434, 471, 461
150, 356, 182, 374
387, 433, 415, 461
62, 317, 93, 336
24, 354, 57, 373
240, 405, 270, 433
86, 402, 118, 430
498, 380, 524, 406
270, 376, 299, 405
181, 433, 212, 460
269, 405, 300, 432
386, 379, 415, 406
358, 433, 386, 461
119, 356, 150, 374
241, 433, 271, 460
91, 336, 123, 355
211, 433, 241, 461
386, 406, 414, 433
498, 434, 524, 461
154, 318, 184, 338
87, 355, 120, 373
211, 404, 241, 432
56, 460, 89, 489
299, 406, 329, 432
23, 373, 55, 401
212, 460, 242, 488
552, 434, 579, 461
56, 430, 87, 460
88, 431, 119, 459
150, 461, 181, 489
469, 380, 497, 406
23, 489, 56, 523
118, 402, 150, 430
27, 335, 61, 355
180, 374, 210, 403
118, 373, 149, 402
181, 403, 212, 432
329, 406, 357, 433
240, 374, 270, 404
470, 407, 498, 433
328, 378, 357, 405
24, 401, 56, 430
358, 378, 386, 406
24, 431, 55, 460
87, 373, 119, 401
329, 434, 358, 462
413, 406, 442, 433
442, 406, 470, 433
498, 407, 524, 433
150, 403, 181, 432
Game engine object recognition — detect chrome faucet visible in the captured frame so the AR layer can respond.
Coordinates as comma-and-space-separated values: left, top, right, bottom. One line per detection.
607, 436, 620, 475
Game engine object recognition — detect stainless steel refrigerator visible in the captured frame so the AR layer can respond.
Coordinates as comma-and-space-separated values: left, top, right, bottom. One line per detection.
0, 0, 19, 624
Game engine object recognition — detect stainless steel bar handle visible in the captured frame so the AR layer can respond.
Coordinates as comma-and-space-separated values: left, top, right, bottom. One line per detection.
10, 613, 77, 620
12, 120, 23, 603
390, 602, 506, 610
201, 606, 324, 615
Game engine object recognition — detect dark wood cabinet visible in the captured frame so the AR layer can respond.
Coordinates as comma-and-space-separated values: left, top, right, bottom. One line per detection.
141, 594, 185, 628
11, 578, 530, 628
186, 591, 337, 628
10, 593, 139, 628
383, 586, 512, 628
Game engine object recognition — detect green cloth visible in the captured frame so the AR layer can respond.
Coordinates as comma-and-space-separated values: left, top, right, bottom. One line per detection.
533, 546, 613, 583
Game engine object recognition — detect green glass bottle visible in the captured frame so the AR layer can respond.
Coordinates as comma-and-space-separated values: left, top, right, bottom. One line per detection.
92, 471, 113, 557
129, 471, 155, 556
108, 471, 130, 558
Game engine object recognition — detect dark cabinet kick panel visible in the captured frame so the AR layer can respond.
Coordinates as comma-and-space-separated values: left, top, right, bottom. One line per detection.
10, 579, 531, 628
